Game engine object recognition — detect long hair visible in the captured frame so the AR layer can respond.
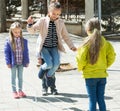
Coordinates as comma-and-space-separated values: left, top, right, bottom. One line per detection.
9, 22, 24, 51
84, 18, 102, 65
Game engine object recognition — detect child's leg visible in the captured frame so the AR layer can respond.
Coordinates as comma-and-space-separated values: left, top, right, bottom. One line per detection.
46, 47, 60, 77
40, 58, 48, 95
50, 76, 58, 95
45, 74, 58, 95
38, 67, 48, 79
11, 65, 20, 98
17, 65, 23, 91
97, 78, 106, 111
40, 47, 60, 95
17, 64, 26, 97
85, 78, 97, 111
42, 76, 48, 96
11, 65, 17, 92
38, 47, 53, 79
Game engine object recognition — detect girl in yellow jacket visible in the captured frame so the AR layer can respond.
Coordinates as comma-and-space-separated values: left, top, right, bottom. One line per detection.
76, 18, 116, 111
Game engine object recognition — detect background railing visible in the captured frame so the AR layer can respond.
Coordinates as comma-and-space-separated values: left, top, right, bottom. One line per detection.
6, 0, 120, 34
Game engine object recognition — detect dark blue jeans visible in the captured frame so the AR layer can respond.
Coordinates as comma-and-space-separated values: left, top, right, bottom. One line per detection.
38, 58, 57, 92
85, 78, 107, 111
42, 75, 56, 91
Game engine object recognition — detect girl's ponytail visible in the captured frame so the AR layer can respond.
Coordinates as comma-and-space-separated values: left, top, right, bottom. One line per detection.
84, 18, 102, 65
89, 28, 101, 64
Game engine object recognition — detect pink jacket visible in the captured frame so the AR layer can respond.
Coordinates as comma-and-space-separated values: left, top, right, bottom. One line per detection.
27, 16, 75, 57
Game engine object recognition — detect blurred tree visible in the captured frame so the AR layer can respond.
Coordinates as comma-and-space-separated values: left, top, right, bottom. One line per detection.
95, 0, 120, 33
0, 0, 6, 32
21, 0, 29, 19
6, 0, 21, 19
101, 0, 120, 33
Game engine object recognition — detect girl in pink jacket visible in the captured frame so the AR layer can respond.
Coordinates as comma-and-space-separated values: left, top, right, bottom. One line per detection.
27, 1, 76, 96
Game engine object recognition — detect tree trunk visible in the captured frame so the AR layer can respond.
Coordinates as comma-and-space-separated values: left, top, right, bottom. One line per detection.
0, 0, 6, 32
45, 0, 48, 15
21, 0, 29, 19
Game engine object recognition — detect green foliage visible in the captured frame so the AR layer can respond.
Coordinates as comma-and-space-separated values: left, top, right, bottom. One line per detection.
6, 0, 21, 18
95, 0, 120, 33
101, 0, 120, 33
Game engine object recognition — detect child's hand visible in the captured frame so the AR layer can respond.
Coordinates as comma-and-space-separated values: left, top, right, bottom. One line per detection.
7, 64, 11, 68
25, 64, 29, 67
38, 58, 43, 65
27, 16, 34, 24
71, 46, 77, 51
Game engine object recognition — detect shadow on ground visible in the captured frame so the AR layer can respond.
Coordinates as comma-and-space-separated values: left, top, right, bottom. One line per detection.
25, 92, 113, 103
25, 95, 77, 103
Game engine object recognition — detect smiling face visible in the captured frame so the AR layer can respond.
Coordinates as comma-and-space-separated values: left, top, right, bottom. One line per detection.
48, 8, 61, 21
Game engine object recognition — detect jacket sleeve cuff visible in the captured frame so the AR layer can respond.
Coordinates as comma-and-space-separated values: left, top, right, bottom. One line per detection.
27, 24, 33, 28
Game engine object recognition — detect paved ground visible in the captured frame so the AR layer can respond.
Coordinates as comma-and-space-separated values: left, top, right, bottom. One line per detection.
0, 32, 120, 111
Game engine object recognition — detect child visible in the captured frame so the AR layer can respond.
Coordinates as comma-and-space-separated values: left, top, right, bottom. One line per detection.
4, 22, 29, 99
27, 1, 76, 96
76, 18, 116, 111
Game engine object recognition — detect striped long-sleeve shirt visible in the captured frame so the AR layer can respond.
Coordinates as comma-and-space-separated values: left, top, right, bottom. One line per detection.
43, 21, 58, 48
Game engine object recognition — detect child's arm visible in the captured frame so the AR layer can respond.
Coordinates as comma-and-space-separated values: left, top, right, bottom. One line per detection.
4, 40, 11, 68
23, 39, 30, 67
7, 64, 11, 68
27, 16, 34, 24
61, 22, 77, 51
27, 16, 42, 34
76, 47, 87, 71
106, 41, 116, 67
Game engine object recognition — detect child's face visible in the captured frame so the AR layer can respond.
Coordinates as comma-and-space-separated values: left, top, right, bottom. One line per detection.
12, 28, 21, 38
48, 8, 61, 21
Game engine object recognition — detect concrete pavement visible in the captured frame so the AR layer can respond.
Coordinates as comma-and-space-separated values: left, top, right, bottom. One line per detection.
0, 32, 120, 111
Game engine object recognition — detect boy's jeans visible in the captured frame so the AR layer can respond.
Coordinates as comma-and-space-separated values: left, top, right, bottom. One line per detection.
85, 78, 106, 111
42, 75, 56, 90
40, 47, 60, 77
11, 65, 23, 92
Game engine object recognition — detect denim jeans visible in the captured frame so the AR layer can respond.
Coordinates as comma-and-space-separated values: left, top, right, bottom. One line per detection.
42, 75, 56, 90
11, 65, 23, 92
40, 47, 60, 77
85, 78, 107, 111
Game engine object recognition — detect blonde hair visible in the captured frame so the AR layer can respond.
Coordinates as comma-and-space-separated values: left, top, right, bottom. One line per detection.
50, 0, 59, 4
9, 22, 24, 51
48, 1, 61, 12
84, 18, 102, 65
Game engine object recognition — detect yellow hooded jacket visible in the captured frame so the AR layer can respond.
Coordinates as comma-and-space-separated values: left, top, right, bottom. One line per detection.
76, 37, 116, 78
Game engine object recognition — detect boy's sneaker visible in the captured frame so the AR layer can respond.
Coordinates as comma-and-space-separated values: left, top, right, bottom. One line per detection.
13, 92, 19, 99
42, 88, 48, 96
52, 90, 58, 95
18, 91, 26, 98
51, 89, 58, 95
